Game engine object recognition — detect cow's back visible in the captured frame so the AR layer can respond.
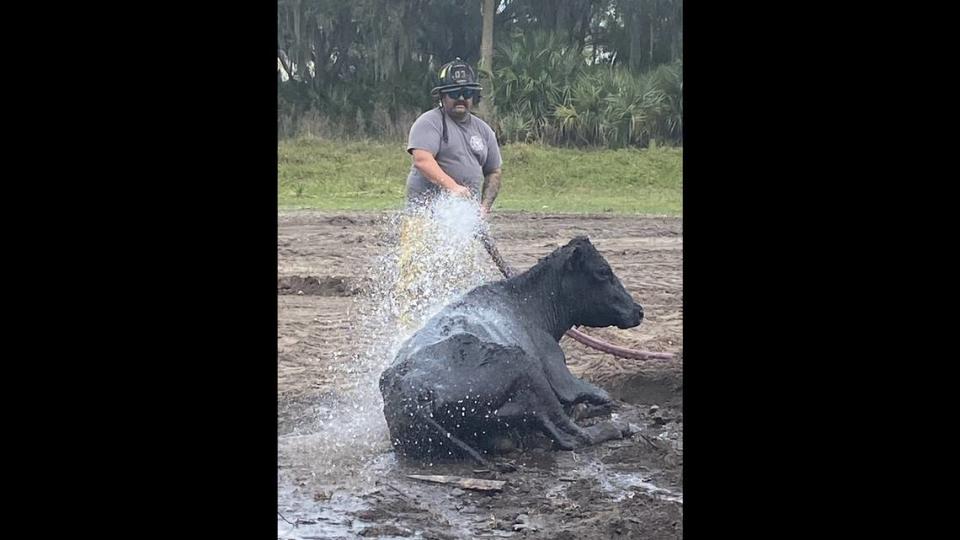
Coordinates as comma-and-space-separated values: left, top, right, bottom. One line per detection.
392, 283, 534, 365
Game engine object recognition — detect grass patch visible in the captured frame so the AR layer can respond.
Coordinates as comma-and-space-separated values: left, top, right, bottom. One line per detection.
278, 137, 682, 215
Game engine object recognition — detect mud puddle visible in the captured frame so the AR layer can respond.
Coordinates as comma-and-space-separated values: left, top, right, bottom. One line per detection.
278, 397, 682, 539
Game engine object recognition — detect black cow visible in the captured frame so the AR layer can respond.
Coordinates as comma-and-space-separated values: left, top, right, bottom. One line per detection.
379, 236, 643, 468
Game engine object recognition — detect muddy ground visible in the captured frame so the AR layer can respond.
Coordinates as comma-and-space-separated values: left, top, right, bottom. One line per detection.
278, 211, 683, 539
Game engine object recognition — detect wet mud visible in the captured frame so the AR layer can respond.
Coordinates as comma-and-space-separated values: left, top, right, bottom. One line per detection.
278, 210, 682, 539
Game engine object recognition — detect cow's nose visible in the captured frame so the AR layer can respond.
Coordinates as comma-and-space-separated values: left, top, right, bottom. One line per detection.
635, 303, 644, 321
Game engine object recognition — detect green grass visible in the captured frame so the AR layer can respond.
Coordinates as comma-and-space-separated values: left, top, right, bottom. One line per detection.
278, 137, 682, 215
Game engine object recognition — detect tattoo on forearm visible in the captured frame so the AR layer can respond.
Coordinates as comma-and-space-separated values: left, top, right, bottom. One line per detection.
481, 170, 502, 209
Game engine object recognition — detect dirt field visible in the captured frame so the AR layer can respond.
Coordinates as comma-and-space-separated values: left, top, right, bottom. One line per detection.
278, 210, 683, 539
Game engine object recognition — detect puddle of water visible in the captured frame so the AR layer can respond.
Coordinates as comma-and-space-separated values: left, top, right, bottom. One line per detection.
278, 452, 406, 539
561, 454, 683, 505
277, 487, 369, 539
607, 470, 683, 504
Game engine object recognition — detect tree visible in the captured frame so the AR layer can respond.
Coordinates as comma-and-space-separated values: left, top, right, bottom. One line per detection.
277, 0, 682, 145
477, 0, 496, 119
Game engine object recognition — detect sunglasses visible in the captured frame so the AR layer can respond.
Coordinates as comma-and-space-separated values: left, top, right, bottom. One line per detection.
442, 88, 479, 100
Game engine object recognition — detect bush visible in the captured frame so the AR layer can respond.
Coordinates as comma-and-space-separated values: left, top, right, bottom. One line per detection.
489, 32, 682, 148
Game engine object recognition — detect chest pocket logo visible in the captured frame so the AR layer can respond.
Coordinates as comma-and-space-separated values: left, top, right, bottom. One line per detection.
469, 135, 485, 154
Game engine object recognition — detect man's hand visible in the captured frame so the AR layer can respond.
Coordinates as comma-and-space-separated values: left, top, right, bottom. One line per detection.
448, 183, 471, 198
411, 149, 473, 199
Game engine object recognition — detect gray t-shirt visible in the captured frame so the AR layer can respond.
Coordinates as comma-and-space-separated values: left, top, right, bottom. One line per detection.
405, 108, 502, 204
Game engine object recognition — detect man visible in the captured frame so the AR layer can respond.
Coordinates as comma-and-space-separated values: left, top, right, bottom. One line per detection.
394, 58, 503, 329
405, 57, 502, 216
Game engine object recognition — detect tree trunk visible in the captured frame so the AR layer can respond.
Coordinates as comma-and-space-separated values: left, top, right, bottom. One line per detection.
291, 0, 302, 79
629, 8, 643, 72
650, 19, 655, 66
477, 0, 495, 120
277, 49, 294, 82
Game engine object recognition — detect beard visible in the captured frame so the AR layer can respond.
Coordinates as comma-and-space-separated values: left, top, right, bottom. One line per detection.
446, 101, 470, 119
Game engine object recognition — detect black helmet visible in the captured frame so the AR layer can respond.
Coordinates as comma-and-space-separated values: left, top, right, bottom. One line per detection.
430, 57, 482, 96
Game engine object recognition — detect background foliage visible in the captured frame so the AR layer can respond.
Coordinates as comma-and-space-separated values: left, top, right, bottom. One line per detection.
278, 0, 682, 148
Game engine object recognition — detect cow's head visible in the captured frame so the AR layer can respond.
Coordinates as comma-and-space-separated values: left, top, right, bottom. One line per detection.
560, 237, 644, 329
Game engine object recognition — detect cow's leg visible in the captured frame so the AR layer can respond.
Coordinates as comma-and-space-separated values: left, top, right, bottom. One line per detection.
544, 355, 612, 405
583, 421, 627, 444
496, 365, 597, 450
532, 335, 613, 406
569, 401, 616, 421
496, 397, 580, 450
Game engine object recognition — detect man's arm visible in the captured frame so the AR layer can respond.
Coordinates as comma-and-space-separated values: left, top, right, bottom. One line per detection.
411, 149, 471, 197
480, 168, 502, 216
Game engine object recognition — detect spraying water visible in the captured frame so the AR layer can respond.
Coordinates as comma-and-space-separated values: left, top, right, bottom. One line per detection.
389, 195, 497, 332
278, 194, 500, 532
